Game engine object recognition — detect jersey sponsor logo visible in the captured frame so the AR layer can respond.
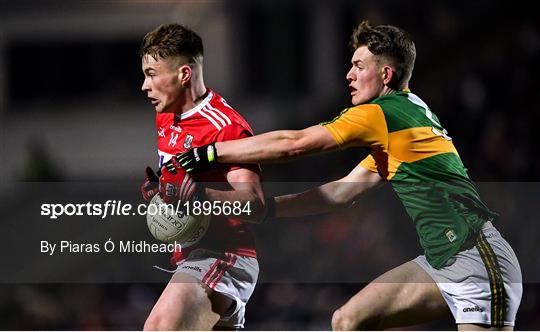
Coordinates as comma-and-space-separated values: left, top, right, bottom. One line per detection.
463, 305, 484, 313
184, 134, 193, 149
158, 127, 165, 137
170, 124, 182, 133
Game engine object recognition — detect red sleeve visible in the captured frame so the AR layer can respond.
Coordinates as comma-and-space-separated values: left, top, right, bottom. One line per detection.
214, 124, 261, 174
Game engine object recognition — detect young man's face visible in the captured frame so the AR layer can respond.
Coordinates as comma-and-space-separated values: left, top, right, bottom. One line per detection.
346, 46, 386, 105
141, 55, 183, 113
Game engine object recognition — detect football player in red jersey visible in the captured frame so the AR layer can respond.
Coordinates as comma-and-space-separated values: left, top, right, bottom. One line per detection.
139, 24, 265, 330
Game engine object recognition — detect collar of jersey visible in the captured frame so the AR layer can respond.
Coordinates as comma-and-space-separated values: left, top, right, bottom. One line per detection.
179, 90, 214, 120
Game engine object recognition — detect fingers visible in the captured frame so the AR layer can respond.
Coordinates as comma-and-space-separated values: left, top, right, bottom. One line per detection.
142, 165, 196, 204
179, 174, 196, 202
163, 160, 177, 174
141, 179, 159, 202
176, 153, 195, 173
142, 167, 159, 202
184, 179, 196, 201
143, 187, 159, 202
163, 154, 195, 174
176, 152, 189, 166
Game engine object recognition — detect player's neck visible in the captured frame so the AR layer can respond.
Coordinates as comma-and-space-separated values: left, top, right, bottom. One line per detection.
381, 86, 394, 96
380, 83, 410, 97
180, 81, 208, 114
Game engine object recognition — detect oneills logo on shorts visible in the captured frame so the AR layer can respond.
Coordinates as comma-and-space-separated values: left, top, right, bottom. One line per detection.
463, 306, 484, 313
182, 265, 202, 273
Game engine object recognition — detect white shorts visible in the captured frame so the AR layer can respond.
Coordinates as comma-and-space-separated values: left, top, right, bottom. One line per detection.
414, 221, 522, 327
174, 248, 259, 329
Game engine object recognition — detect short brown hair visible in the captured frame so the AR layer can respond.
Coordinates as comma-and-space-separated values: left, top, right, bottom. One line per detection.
351, 21, 416, 89
140, 24, 203, 66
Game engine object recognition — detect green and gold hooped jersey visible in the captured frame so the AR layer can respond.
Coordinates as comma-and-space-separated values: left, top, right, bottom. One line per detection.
322, 91, 497, 268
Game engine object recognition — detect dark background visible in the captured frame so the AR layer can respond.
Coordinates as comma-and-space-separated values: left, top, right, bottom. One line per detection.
0, 0, 539, 330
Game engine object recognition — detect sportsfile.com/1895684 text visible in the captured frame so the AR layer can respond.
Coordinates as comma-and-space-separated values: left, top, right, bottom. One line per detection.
40, 200, 252, 220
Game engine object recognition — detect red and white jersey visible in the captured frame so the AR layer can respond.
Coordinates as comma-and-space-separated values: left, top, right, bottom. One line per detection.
155, 89, 259, 263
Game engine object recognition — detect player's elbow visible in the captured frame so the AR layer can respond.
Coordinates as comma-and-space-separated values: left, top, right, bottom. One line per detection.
279, 130, 313, 160
332, 196, 354, 209
327, 196, 354, 212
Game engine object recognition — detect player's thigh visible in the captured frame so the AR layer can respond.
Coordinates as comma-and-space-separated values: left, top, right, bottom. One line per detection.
333, 260, 451, 330
144, 272, 232, 331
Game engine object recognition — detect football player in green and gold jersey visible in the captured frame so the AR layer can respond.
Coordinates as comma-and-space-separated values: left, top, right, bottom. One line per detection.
168, 21, 522, 330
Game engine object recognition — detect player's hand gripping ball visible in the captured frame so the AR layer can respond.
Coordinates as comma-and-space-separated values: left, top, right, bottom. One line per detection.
146, 166, 210, 247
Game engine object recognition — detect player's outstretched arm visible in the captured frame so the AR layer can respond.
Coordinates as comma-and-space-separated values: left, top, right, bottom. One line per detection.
217, 125, 339, 164
271, 165, 383, 218
170, 125, 342, 173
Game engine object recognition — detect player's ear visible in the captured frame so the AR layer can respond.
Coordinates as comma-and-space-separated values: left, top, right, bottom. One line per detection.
178, 64, 192, 87
381, 66, 394, 86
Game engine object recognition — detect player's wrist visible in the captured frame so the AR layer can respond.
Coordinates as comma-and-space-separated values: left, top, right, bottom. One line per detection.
206, 142, 217, 164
